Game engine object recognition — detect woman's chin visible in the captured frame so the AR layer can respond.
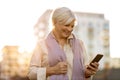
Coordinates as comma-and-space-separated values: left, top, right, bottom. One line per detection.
64, 34, 70, 38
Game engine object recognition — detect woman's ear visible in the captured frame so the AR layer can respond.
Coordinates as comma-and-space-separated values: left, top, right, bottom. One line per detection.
53, 20, 59, 27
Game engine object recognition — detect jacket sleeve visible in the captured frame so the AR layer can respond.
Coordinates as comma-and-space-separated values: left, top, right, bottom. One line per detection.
27, 41, 48, 80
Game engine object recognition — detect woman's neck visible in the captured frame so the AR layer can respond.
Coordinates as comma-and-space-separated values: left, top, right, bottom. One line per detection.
52, 30, 67, 47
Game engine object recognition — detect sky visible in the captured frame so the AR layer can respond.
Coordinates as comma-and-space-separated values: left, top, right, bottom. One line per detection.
0, 0, 120, 58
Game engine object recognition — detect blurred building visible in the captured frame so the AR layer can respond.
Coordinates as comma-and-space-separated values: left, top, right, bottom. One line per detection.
111, 58, 120, 68
34, 9, 52, 41
0, 46, 31, 80
74, 12, 109, 69
34, 9, 110, 69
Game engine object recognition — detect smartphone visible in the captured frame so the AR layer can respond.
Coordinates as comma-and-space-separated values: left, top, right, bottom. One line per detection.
88, 54, 103, 68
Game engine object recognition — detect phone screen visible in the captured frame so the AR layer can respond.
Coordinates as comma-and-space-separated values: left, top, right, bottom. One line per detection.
90, 54, 103, 63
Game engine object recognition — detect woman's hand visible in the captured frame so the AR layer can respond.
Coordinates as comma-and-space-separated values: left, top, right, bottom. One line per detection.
46, 62, 68, 77
54, 62, 68, 74
85, 62, 99, 78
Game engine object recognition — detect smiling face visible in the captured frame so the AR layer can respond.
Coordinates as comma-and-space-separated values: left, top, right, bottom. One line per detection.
54, 19, 75, 39
52, 7, 76, 39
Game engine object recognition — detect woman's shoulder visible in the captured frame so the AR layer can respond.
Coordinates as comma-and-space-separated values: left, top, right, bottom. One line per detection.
72, 34, 83, 43
37, 40, 48, 53
75, 38, 84, 45
35, 39, 46, 47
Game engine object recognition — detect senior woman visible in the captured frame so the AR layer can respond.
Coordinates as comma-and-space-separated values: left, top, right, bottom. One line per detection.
28, 7, 99, 80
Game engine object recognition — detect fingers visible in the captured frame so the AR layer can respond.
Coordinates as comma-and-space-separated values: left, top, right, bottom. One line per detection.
92, 62, 99, 68
90, 70, 96, 75
92, 71, 96, 74
59, 62, 68, 74
88, 62, 99, 71
60, 62, 68, 67
86, 62, 99, 76
85, 68, 97, 77
60, 68, 67, 74
55, 62, 68, 74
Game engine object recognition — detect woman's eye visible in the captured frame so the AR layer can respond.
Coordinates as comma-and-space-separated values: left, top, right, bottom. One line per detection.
71, 25, 74, 28
64, 24, 74, 28
65, 24, 69, 26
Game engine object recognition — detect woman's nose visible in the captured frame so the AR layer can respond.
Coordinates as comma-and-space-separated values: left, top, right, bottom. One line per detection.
68, 27, 73, 32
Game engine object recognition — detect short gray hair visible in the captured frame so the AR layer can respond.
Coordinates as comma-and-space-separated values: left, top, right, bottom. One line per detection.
52, 7, 75, 25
